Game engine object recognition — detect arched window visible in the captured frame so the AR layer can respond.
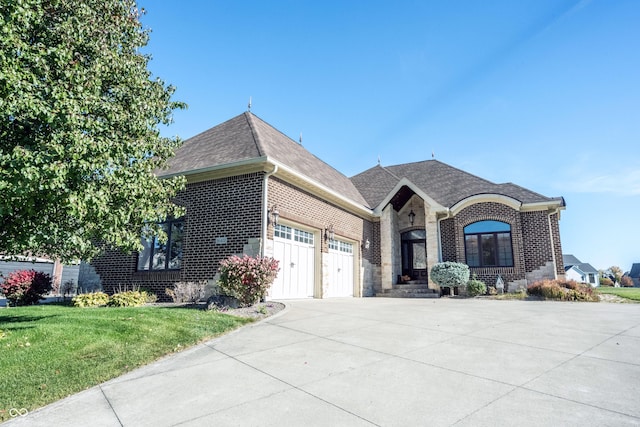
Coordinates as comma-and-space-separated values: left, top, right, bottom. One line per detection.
464, 220, 513, 267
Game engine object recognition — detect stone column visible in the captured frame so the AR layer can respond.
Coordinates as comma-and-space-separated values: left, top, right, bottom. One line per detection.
380, 204, 397, 290
424, 205, 440, 288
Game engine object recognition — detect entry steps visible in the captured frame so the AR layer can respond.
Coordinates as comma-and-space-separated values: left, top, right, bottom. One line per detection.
376, 282, 440, 298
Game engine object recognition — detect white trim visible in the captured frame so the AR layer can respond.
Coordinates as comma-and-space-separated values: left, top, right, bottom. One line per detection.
450, 194, 522, 215
268, 158, 373, 217
373, 177, 447, 214
261, 164, 278, 256
158, 156, 269, 180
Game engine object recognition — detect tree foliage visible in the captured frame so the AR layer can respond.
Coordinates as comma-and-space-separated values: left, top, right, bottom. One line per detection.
608, 266, 623, 284
0, 0, 186, 262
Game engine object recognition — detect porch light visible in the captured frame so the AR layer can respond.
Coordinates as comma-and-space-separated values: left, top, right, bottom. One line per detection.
363, 238, 370, 250
324, 225, 335, 241
268, 205, 279, 225
408, 209, 416, 226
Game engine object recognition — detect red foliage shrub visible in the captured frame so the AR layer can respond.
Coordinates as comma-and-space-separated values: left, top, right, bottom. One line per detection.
0, 270, 52, 306
620, 276, 634, 287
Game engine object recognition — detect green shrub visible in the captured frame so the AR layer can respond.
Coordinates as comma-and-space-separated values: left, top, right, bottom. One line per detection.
527, 279, 598, 302
218, 255, 279, 307
107, 291, 150, 307
72, 292, 110, 307
467, 276, 487, 296
431, 262, 470, 294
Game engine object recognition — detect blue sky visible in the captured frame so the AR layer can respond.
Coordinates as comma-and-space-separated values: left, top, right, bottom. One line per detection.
140, 0, 639, 273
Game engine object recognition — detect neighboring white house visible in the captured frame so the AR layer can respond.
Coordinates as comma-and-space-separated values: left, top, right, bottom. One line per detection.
563, 254, 599, 287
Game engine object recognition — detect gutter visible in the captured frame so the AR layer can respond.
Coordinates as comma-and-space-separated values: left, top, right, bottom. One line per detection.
261, 164, 278, 256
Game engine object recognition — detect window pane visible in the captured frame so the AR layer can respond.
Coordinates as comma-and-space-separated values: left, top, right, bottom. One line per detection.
137, 238, 153, 271
464, 220, 510, 234
152, 223, 169, 270
496, 232, 513, 266
481, 234, 496, 266
340, 241, 353, 253
274, 224, 292, 239
168, 222, 184, 269
412, 242, 426, 269
294, 229, 313, 244
465, 235, 480, 267
402, 230, 426, 240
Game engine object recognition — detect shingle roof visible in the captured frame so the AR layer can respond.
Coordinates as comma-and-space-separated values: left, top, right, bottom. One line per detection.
563, 254, 582, 267
563, 255, 598, 274
162, 113, 563, 212
629, 263, 640, 278
161, 112, 368, 206
350, 159, 560, 208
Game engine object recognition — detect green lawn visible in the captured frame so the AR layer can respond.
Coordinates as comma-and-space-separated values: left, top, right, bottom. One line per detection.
596, 287, 640, 301
0, 303, 252, 422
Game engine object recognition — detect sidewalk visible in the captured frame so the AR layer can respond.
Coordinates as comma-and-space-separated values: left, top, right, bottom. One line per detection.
4, 298, 640, 426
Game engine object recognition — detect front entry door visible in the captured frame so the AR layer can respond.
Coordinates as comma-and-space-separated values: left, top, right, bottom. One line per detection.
401, 230, 428, 281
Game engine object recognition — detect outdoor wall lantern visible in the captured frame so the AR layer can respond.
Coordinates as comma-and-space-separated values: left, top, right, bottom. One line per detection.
363, 238, 370, 250
268, 205, 279, 226
324, 224, 335, 241
408, 209, 416, 226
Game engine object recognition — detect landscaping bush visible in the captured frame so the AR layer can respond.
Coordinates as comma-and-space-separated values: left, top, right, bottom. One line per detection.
599, 277, 614, 287
72, 292, 110, 307
60, 280, 77, 299
430, 262, 470, 295
166, 281, 206, 303
620, 276, 634, 287
527, 279, 598, 302
107, 291, 153, 307
218, 255, 279, 307
467, 275, 487, 296
0, 269, 52, 306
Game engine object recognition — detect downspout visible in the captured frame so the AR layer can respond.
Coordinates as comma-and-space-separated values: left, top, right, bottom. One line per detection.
547, 207, 560, 280
261, 164, 278, 256
436, 208, 451, 262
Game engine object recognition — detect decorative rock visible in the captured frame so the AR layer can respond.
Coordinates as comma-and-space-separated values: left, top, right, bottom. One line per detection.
206, 295, 240, 310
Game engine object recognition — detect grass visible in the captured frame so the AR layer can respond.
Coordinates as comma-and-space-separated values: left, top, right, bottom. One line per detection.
596, 287, 640, 301
0, 303, 252, 422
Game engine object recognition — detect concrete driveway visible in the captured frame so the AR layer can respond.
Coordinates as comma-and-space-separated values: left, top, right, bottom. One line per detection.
6, 298, 640, 426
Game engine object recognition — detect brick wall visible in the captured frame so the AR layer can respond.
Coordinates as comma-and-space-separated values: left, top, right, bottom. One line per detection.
449, 202, 526, 287
268, 178, 373, 255
91, 172, 264, 300
440, 218, 456, 262
436, 202, 563, 288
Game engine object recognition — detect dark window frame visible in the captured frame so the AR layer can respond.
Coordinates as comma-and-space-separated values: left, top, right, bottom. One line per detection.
137, 218, 184, 271
464, 221, 514, 268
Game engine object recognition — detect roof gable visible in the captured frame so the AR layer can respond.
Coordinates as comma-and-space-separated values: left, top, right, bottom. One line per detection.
563, 254, 582, 267
162, 112, 368, 207
350, 159, 560, 209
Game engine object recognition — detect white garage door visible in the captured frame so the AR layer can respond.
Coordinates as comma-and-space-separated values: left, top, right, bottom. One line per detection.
270, 224, 315, 299
325, 239, 354, 297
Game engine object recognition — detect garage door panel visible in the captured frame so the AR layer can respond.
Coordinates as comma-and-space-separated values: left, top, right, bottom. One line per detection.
271, 224, 314, 299
326, 239, 354, 297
